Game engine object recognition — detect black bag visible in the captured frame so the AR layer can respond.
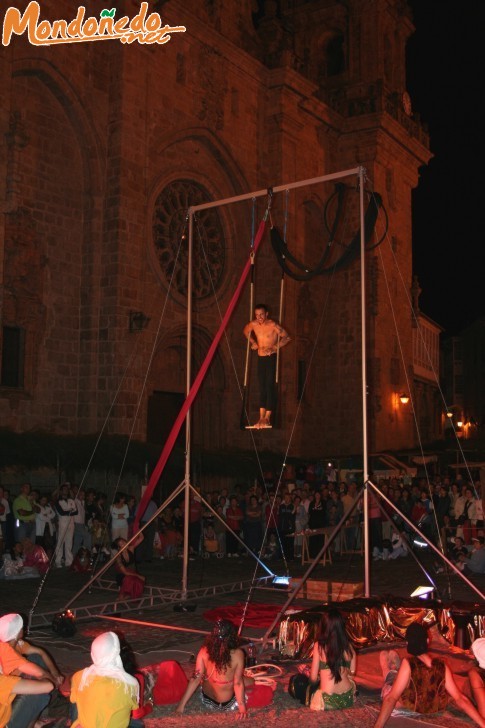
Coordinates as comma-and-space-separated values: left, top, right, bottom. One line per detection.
288, 673, 319, 705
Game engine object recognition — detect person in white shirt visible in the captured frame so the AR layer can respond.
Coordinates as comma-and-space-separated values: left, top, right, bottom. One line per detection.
110, 493, 129, 541
35, 495, 56, 551
0, 485, 10, 546
54, 483, 77, 568
73, 489, 92, 556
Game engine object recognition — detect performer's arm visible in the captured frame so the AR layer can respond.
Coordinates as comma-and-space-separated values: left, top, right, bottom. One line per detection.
275, 324, 291, 349
243, 322, 258, 350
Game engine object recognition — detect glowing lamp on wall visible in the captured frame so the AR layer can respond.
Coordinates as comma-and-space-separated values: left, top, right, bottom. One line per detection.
399, 393, 410, 405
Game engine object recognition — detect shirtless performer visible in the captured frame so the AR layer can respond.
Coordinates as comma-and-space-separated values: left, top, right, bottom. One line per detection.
243, 304, 291, 428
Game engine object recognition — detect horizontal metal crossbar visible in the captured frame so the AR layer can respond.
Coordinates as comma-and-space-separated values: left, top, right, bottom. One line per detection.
29, 576, 274, 628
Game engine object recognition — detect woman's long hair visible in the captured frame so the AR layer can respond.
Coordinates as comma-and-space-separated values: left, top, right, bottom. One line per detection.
204, 619, 239, 673
317, 609, 352, 684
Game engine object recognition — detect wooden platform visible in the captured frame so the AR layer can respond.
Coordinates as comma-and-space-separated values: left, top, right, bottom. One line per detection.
290, 578, 364, 601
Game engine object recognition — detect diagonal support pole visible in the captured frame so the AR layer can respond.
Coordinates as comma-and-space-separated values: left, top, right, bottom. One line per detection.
260, 490, 363, 648
368, 480, 484, 601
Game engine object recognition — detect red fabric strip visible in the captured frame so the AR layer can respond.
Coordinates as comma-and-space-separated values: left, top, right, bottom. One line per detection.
134, 218, 267, 529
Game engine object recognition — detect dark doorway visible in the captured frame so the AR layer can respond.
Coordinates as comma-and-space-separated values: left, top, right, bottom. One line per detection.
147, 391, 185, 446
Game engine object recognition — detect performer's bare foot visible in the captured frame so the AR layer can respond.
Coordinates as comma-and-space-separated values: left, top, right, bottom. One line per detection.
262, 411, 272, 428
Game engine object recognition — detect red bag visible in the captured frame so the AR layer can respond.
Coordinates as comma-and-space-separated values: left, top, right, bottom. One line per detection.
246, 684, 274, 708
152, 660, 188, 705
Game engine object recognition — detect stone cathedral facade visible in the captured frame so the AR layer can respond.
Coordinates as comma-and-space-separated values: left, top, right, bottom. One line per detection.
0, 0, 432, 467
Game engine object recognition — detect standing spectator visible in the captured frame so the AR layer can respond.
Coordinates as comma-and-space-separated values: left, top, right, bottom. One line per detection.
0, 485, 9, 548
127, 495, 137, 538
54, 483, 77, 568
110, 493, 129, 541
84, 489, 97, 526
73, 489, 92, 556
308, 490, 326, 558
213, 505, 226, 557
135, 495, 159, 563
12, 483, 36, 543
3, 490, 15, 551
278, 492, 295, 561
181, 492, 202, 559
293, 494, 308, 559
369, 492, 383, 559
225, 496, 243, 557
35, 494, 56, 553
94, 492, 108, 523
435, 486, 451, 529
244, 495, 263, 555
463, 486, 479, 544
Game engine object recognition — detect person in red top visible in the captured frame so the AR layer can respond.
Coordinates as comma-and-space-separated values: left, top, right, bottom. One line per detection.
181, 493, 202, 557
225, 497, 243, 557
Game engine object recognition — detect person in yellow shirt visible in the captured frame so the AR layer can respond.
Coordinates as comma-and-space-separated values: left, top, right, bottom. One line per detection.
70, 631, 139, 728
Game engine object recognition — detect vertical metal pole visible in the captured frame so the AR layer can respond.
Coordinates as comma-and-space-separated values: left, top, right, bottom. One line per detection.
359, 166, 371, 597
182, 212, 194, 599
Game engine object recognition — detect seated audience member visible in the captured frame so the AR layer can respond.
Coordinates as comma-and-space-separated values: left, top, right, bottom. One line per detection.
70, 631, 139, 728
175, 619, 253, 716
0, 673, 53, 728
457, 536, 485, 575
71, 547, 92, 573
374, 623, 485, 727
0, 613, 63, 728
0, 542, 39, 579
113, 534, 145, 599
308, 608, 357, 710
449, 535, 468, 562
21, 538, 49, 575
470, 638, 485, 719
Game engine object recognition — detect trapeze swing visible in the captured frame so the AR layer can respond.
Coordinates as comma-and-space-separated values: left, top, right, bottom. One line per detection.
241, 183, 384, 430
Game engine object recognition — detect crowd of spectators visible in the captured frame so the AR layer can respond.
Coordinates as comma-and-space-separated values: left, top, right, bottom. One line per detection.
1, 469, 484, 579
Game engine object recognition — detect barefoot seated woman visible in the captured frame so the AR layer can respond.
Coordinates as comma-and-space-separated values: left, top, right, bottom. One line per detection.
112, 533, 145, 599
309, 608, 357, 711
176, 619, 253, 718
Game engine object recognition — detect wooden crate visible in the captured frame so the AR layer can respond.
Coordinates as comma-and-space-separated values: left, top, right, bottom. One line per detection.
331, 581, 364, 601
304, 579, 364, 602
305, 579, 330, 600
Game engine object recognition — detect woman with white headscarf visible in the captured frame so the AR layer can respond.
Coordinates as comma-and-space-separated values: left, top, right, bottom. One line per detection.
0, 613, 55, 728
70, 631, 139, 727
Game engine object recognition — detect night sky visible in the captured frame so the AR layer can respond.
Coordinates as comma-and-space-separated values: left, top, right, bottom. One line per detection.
406, 1, 485, 335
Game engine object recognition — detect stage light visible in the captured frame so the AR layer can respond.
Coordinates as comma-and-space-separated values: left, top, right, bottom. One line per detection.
412, 538, 428, 549
273, 575, 290, 586
410, 586, 434, 600
446, 411, 453, 418
52, 609, 76, 636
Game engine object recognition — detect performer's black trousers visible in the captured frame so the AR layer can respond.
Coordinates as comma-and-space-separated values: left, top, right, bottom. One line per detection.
257, 354, 277, 411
